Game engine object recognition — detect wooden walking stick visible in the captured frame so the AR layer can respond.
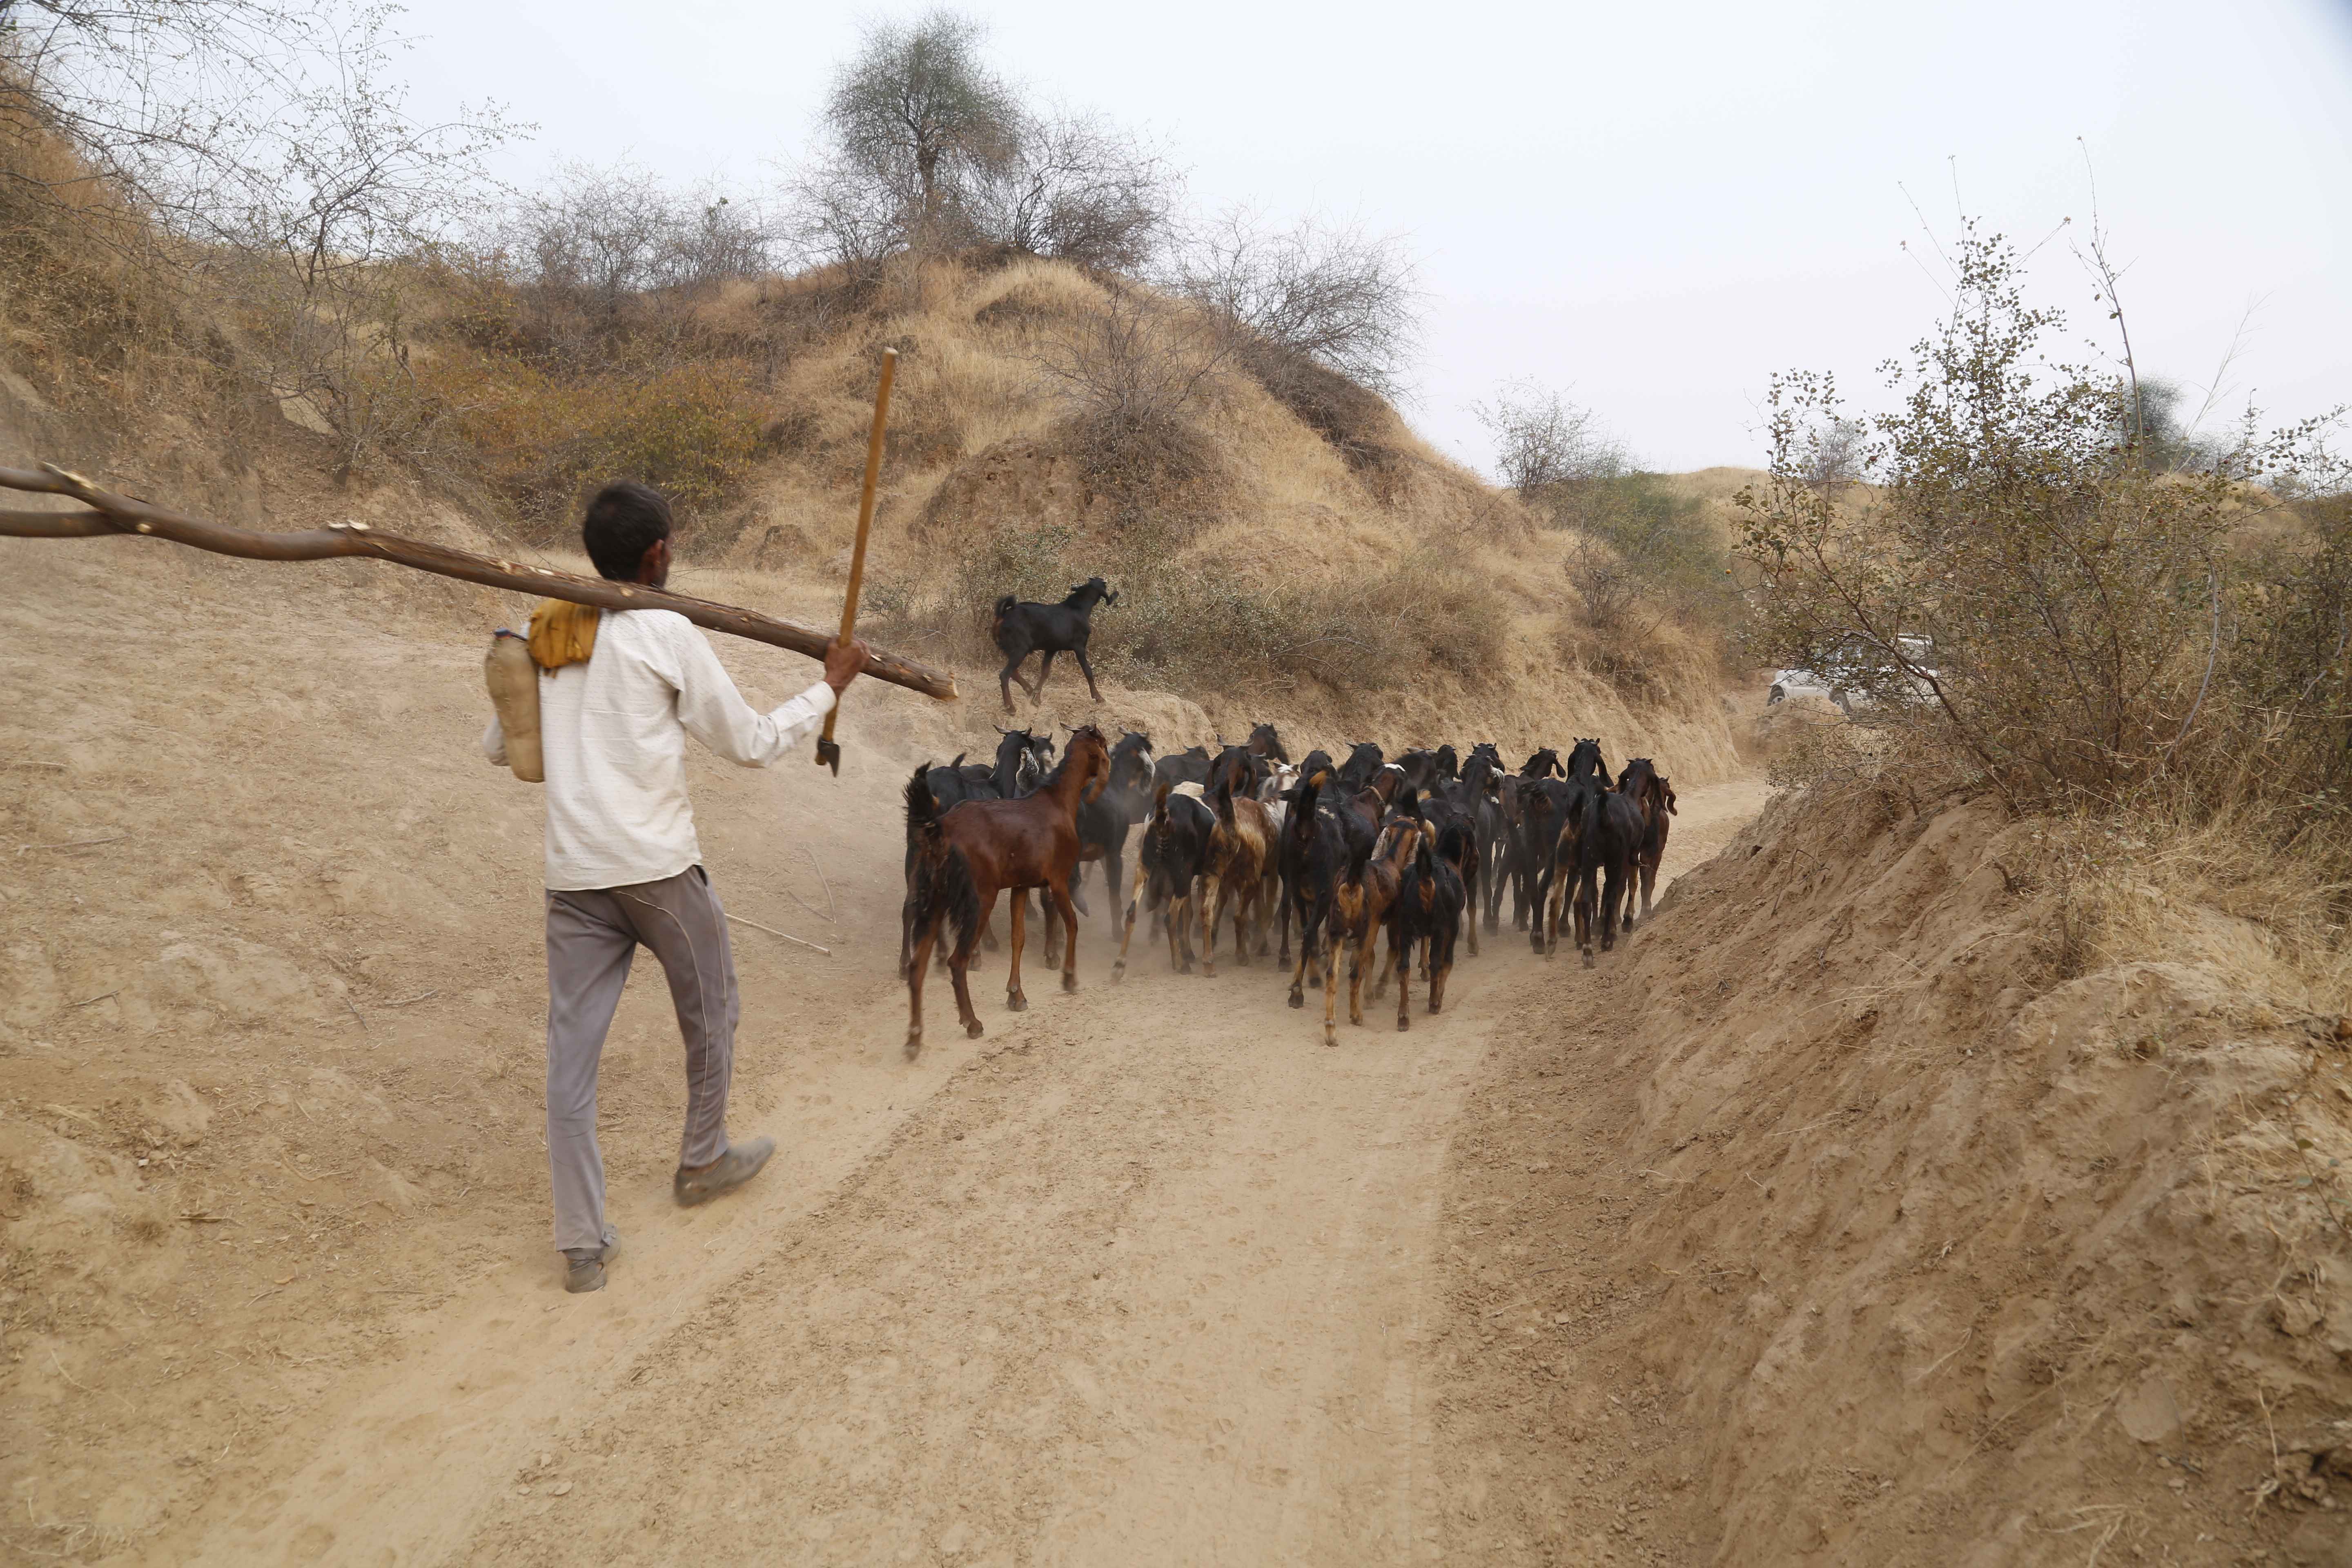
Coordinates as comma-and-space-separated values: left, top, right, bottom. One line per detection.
816, 347, 897, 775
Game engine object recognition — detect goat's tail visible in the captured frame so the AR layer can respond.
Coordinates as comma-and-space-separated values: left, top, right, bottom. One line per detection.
1437, 819, 1470, 871
1212, 775, 1235, 827
990, 594, 1018, 644
1290, 773, 1322, 843
904, 763, 941, 844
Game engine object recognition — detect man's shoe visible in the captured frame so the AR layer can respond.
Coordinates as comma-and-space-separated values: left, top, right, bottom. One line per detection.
673, 1136, 775, 1207
562, 1230, 621, 1294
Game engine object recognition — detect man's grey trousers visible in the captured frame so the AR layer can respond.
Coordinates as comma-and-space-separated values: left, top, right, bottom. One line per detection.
544, 865, 739, 1253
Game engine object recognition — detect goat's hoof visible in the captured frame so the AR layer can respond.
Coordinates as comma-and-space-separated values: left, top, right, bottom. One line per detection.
1287, 989, 1303, 1009
1062, 973, 1078, 993
965, 1019, 986, 1038
904, 1031, 922, 1059
1396, 1015, 1410, 1032
1111, 962, 1126, 984
1581, 951, 1595, 969
1323, 1030, 1337, 1048
1006, 992, 1027, 1012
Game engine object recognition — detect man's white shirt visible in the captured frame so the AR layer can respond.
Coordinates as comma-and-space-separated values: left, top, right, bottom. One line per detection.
482, 609, 834, 891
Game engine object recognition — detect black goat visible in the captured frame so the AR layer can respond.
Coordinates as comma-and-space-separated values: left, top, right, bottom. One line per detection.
1395, 749, 1444, 794
1334, 742, 1386, 795
1075, 731, 1156, 931
927, 752, 1001, 813
1563, 738, 1608, 785
993, 578, 1117, 712
1546, 780, 1646, 967
1516, 776, 1586, 951
1153, 744, 1213, 791
989, 727, 1055, 798
1283, 773, 1349, 1011
1245, 723, 1289, 763
1393, 820, 1469, 1028
1455, 749, 1510, 933
1113, 785, 1217, 979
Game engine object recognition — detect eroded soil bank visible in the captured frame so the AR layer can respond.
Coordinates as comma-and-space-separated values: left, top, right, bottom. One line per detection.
1434, 785, 2352, 1567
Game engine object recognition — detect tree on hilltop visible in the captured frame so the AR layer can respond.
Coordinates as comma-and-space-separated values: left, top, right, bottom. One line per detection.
820, 10, 1018, 246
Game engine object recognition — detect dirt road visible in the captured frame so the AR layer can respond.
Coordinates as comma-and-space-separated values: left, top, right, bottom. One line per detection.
148, 777, 1761, 1566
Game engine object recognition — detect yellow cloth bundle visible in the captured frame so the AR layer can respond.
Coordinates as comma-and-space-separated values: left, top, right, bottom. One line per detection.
527, 600, 601, 671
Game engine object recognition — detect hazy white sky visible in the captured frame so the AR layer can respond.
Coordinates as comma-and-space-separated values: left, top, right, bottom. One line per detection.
392, 0, 2352, 475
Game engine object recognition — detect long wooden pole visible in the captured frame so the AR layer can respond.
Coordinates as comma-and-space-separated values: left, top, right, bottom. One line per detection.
0, 463, 959, 702
817, 348, 897, 773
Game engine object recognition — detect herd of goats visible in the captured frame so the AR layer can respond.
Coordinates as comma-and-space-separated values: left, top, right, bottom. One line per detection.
896, 721, 1678, 1055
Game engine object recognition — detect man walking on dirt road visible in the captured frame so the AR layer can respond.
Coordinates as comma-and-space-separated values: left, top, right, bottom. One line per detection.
482, 481, 866, 1293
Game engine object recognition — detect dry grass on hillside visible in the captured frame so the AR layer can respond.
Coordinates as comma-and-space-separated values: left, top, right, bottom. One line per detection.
1, 99, 1743, 759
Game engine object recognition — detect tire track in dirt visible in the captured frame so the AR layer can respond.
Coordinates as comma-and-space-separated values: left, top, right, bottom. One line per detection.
166, 779, 1767, 1566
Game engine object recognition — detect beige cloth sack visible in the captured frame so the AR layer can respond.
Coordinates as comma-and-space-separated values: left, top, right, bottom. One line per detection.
485, 631, 545, 782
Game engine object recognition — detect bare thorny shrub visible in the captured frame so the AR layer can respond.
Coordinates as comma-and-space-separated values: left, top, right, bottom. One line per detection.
1737, 218, 2350, 983
1472, 380, 1626, 501
1472, 380, 1738, 695
1029, 283, 1228, 520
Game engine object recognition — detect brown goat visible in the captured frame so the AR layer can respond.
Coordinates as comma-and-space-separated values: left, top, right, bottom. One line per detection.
1324, 817, 1419, 1045
903, 726, 1109, 1056
1617, 757, 1677, 923
1198, 774, 1276, 978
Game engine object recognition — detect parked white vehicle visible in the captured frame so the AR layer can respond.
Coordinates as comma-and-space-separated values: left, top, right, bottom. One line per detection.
1768, 667, 1835, 706
1767, 637, 1938, 715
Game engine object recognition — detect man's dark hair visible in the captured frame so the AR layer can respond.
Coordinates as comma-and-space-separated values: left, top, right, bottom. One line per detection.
581, 482, 673, 581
